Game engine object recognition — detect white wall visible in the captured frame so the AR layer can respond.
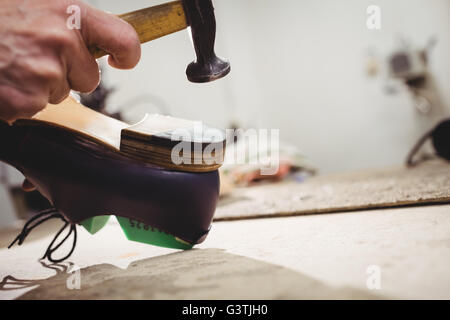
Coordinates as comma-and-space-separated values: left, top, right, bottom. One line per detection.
92, 0, 450, 174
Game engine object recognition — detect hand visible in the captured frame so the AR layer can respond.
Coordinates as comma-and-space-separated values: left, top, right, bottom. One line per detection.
0, 0, 141, 123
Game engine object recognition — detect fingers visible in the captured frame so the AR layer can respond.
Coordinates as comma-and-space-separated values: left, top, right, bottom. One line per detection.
81, 5, 141, 70
0, 52, 68, 118
65, 39, 101, 94
19, 52, 71, 104
46, 51, 71, 104
66, 3, 142, 94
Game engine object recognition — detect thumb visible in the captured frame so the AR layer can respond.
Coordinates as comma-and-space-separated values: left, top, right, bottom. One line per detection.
81, 4, 141, 69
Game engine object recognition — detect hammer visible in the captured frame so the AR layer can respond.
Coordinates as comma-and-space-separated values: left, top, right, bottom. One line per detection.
90, 0, 230, 83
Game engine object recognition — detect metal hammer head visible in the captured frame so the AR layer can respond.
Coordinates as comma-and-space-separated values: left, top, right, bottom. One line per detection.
182, 0, 230, 83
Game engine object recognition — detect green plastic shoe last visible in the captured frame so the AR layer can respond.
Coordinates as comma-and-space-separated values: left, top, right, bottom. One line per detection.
116, 216, 193, 250
80, 215, 193, 250
80, 216, 111, 235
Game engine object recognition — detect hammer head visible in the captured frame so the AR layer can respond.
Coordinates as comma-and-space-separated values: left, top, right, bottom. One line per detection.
183, 0, 230, 83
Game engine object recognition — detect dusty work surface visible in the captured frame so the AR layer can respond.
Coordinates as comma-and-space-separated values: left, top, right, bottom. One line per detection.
216, 159, 450, 220
0, 204, 449, 299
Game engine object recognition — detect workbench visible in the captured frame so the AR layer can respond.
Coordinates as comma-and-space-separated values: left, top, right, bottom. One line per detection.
1, 203, 449, 299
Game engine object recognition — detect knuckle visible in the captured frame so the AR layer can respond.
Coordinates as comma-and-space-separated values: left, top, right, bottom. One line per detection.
18, 58, 65, 83
45, 29, 74, 48
42, 65, 64, 83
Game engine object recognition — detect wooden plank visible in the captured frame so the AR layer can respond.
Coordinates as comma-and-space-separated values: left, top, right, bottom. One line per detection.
216, 159, 450, 220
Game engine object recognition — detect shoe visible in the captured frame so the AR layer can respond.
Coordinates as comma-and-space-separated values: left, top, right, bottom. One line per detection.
1, 97, 225, 262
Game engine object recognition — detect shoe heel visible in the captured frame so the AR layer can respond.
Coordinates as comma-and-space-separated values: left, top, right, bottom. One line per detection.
116, 216, 193, 250
80, 216, 111, 234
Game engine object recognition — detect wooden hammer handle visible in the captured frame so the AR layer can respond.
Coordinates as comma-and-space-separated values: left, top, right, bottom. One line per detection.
90, 1, 188, 59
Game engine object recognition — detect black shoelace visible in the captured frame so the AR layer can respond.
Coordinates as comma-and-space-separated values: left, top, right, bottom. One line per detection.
8, 208, 77, 263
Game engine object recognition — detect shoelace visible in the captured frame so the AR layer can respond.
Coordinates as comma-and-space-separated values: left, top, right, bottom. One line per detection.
8, 208, 77, 263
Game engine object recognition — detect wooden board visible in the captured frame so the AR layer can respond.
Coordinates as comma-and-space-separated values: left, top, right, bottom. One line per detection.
2, 204, 450, 299
215, 159, 450, 220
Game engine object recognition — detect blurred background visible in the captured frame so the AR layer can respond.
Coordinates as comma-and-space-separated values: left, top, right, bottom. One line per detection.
0, 0, 449, 227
